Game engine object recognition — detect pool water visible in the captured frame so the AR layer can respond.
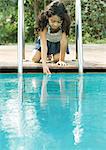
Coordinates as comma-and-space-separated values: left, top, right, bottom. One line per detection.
0, 73, 106, 150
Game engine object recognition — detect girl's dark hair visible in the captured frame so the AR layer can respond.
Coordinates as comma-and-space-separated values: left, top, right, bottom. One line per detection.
36, 0, 71, 35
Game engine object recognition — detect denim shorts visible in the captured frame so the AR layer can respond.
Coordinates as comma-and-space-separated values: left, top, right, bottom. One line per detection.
34, 37, 69, 55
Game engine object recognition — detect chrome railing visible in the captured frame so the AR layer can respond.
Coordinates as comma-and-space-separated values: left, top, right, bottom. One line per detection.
18, 0, 24, 74
76, 0, 83, 73
18, 0, 83, 74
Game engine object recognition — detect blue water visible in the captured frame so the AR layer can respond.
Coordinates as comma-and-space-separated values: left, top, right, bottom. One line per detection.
0, 73, 106, 150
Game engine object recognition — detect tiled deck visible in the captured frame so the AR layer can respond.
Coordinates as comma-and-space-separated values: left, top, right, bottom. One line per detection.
0, 44, 106, 73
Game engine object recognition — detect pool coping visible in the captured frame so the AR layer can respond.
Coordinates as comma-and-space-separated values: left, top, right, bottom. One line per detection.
0, 44, 106, 73
0, 64, 106, 73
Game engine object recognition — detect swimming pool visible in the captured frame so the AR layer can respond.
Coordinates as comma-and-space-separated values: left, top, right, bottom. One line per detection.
0, 73, 106, 150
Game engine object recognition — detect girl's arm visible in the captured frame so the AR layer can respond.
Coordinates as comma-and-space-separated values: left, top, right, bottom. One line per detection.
39, 29, 51, 74
59, 32, 68, 62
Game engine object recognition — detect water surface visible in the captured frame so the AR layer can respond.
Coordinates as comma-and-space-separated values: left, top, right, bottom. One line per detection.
0, 73, 106, 150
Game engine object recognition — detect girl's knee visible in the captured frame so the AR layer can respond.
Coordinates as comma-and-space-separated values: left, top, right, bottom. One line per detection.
53, 53, 59, 62
32, 56, 40, 63
32, 50, 41, 63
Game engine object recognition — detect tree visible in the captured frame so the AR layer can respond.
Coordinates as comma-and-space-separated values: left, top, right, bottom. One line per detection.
0, 0, 106, 44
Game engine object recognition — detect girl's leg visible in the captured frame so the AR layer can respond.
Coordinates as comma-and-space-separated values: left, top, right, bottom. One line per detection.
53, 53, 60, 62
53, 33, 68, 63
32, 50, 41, 62
59, 32, 68, 61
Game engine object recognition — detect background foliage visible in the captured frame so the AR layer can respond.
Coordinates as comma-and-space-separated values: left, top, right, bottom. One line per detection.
0, 0, 106, 44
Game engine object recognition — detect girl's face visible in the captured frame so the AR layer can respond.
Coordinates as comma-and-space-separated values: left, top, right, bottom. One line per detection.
48, 15, 62, 30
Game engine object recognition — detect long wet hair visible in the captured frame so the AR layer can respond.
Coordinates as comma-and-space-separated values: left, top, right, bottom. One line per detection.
36, 0, 71, 36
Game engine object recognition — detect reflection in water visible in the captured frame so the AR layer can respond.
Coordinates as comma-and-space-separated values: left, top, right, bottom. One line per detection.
39, 74, 84, 146
30, 75, 75, 148
0, 74, 84, 149
40, 75, 48, 108
1, 73, 106, 149
40, 75, 68, 108
6, 74, 25, 150
0, 74, 24, 150
73, 75, 84, 145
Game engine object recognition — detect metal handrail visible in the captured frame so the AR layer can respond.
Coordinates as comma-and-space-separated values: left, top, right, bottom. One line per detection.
76, 0, 83, 74
18, 0, 83, 74
18, 0, 24, 74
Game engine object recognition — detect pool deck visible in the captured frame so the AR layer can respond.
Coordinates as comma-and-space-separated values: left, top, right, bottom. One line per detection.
0, 44, 106, 73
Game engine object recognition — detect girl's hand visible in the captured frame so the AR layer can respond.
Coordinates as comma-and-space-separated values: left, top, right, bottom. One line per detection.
56, 61, 67, 66
43, 64, 51, 74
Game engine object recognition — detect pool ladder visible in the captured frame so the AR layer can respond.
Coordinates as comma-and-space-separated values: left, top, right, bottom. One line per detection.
18, 0, 83, 74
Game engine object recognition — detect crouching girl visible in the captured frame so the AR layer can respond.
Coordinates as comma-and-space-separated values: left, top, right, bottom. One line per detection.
32, 0, 71, 74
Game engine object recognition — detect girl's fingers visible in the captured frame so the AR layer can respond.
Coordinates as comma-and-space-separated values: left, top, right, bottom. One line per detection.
56, 61, 67, 66
43, 66, 51, 74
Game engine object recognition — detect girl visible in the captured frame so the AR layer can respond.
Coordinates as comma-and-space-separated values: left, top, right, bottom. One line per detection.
32, 0, 71, 74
